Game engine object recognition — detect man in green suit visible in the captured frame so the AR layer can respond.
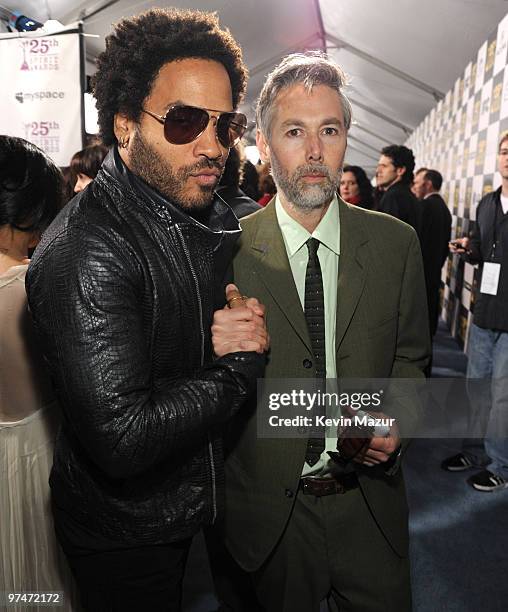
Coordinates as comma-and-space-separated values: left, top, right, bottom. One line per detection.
218, 52, 430, 612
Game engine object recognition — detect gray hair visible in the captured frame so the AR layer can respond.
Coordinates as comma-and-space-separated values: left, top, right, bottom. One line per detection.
256, 51, 352, 138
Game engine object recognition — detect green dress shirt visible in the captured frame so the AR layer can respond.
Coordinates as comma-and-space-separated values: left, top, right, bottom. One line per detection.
275, 195, 340, 476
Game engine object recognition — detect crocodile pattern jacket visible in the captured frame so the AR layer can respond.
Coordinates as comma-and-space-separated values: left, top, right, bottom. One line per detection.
26, 149, 264, 546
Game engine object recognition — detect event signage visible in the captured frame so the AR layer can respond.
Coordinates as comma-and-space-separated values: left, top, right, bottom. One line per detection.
0, 30, 82, 166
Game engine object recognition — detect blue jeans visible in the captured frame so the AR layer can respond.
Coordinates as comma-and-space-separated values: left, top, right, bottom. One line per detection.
463, 324, 508, 478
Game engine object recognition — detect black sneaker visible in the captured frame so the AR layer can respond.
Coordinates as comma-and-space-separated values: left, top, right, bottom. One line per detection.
468, 470, 508, 492
441, 453, 474, 472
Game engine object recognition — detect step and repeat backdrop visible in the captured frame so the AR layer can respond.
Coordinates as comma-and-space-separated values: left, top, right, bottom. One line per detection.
408, 13, 508, 351
0, 27, 83, 167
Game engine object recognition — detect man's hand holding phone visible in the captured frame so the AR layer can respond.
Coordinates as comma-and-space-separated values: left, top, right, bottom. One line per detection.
449, 237, 470, 254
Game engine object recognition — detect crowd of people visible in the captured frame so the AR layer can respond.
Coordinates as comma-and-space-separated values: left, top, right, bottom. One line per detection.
1, 6, 507, 612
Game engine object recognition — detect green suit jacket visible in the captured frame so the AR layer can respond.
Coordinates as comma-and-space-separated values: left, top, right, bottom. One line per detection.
223, 198, 430, 572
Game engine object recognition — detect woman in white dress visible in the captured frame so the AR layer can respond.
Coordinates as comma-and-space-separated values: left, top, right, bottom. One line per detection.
0, 136, 77, 611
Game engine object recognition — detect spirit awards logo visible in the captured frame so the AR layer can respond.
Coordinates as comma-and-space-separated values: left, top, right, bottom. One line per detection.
24, 121, 60, 154
496, 29, 507, 66
20, 44, 29, 71
19, 39, 60, 71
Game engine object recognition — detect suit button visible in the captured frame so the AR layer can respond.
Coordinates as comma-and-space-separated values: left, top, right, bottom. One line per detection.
303, 359, 313, 369
285, 488, 294, 498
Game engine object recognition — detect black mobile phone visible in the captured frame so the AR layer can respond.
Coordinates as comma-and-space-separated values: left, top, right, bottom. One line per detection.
450, 240, 465, 248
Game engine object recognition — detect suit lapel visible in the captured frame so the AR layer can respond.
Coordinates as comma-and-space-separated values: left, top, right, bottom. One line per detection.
247, 201, 312, 353
335, 200, 369, 352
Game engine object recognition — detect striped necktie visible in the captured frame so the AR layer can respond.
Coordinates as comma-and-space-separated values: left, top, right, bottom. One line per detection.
304, 237, 326, 466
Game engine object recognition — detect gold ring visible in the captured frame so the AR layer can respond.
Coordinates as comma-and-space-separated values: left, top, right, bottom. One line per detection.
227, 295, 247, 308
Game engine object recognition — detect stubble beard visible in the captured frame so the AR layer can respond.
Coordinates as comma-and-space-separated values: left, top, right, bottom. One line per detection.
376, 176, 391, 190
377, 171, 400, 191
270, 151, 340, 212
128, 128, 223, 211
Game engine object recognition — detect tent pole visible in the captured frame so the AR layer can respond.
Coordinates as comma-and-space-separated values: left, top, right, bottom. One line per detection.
312, 0, 327, 51
61, 0, 120, 25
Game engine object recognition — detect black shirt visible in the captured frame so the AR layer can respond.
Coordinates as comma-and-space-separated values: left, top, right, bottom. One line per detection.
378, 181, 421, 238
466, 187, 508, 332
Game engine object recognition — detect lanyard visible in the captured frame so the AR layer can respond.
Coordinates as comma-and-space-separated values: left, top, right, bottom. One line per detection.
489, 197, 504, 261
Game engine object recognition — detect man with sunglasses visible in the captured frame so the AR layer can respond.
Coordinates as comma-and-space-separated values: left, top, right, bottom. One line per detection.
26, 8, 267, 611
220, 52, 430, 611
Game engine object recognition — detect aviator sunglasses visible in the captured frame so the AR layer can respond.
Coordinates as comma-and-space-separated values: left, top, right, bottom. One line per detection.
142, 105, 247, 149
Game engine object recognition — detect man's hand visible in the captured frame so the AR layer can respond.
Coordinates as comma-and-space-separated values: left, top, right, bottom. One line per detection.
449, 237, 470, 254
212, 284, 270, 357
353, 415, 401, 467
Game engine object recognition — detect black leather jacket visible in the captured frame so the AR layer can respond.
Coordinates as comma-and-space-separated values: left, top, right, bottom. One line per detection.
26, 149, 264, 546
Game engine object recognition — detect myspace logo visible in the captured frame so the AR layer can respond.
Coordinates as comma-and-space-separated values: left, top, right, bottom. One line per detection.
15, 91, 65, 103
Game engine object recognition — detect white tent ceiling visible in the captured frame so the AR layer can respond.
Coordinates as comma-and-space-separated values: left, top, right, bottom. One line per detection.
4, 0, 508, 173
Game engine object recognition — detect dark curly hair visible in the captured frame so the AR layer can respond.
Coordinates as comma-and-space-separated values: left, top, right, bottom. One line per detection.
0, 136, 62, 234
92, 8, 248, 146
342, 165, 374, 210
381, 145, 415, 184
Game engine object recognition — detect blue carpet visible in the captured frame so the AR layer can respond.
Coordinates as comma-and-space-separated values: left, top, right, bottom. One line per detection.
405, 438, 508, 612
406, 321, 508, 612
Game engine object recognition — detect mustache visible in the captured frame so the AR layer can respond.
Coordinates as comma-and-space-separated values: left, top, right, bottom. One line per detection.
293, 164, 333, 181
184, 159, 224, 174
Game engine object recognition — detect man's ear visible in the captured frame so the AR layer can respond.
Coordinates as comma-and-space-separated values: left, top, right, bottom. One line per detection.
113, 113, 133, 148
256, 129, 271, 164
396, 166, 406, 181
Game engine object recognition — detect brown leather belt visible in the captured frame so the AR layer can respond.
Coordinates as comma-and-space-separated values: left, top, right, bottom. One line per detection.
299, 473, 359, 496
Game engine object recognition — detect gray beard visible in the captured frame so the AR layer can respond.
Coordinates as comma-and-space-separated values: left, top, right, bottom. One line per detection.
128, 128, 223, 210
270, 153, 340, 211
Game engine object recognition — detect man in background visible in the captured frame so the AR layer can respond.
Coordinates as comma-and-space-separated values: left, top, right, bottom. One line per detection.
443, 134, 508, 492
414, 168, 452, 337
376, 144, 421, 236
216, 146, 261, 218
